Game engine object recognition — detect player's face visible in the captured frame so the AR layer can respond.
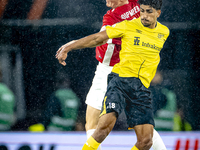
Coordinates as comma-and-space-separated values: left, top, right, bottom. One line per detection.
106, 0, 121, 9
140, 5, 161, 29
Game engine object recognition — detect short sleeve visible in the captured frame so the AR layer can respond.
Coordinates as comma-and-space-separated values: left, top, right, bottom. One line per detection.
106, 20, 126, 39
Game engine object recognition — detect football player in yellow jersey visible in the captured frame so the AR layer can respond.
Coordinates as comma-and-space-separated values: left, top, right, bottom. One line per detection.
56, 0, 169, 149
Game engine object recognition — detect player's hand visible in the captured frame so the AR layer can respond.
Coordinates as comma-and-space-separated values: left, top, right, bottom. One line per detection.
56, 48, 68, 66
56, 40, 76, 66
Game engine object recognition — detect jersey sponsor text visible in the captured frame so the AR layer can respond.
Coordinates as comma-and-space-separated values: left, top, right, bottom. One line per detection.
121, 6, 140, 20
142, 42, 162, 51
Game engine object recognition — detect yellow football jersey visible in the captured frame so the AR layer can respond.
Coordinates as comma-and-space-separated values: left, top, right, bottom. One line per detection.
106, 17, 170, 88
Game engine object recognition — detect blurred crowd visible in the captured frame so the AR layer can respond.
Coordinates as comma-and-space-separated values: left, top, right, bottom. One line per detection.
0, 68, 193, 132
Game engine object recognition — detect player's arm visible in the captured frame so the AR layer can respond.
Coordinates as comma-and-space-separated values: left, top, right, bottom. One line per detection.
56, 30, 109, 66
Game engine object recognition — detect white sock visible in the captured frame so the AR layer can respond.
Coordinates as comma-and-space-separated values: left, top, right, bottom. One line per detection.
152, 129, 167, 150
86, 129, 101, 150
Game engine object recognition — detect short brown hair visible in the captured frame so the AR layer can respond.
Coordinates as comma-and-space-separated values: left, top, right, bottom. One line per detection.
138, 0, 162, 10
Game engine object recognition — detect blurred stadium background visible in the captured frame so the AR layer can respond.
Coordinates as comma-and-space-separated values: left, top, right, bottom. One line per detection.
0, 0, 200, 149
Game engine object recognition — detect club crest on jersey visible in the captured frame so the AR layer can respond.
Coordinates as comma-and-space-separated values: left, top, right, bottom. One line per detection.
158, 33, 164, 39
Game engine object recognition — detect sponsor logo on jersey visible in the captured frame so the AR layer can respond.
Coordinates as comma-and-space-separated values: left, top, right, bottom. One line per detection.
142, 42, 162, 51
134, 37, 140, 45
133, 36, 162, 51
121, 6, 140, 20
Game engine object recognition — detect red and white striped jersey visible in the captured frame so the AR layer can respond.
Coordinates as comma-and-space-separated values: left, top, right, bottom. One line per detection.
96, 0, 140, 66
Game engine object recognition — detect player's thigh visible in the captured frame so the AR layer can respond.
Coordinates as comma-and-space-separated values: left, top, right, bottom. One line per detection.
93, 112, 117, 143
86, 105, 101, 123
85, 105, 101, 130
98, 112, 117, 129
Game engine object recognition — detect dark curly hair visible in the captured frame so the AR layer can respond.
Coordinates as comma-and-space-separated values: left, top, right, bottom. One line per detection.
138, 0, 162, 10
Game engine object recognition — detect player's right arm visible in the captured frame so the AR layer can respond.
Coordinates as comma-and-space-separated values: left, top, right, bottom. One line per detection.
56, 30, 109, 66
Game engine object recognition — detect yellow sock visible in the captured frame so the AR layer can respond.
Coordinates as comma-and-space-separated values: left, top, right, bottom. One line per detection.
82, 136, 100, 150
131, 145, 139, 150
82, 143, 95, 150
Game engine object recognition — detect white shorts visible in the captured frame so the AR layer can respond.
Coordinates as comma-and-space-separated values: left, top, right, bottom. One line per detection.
85, 62, 113, 110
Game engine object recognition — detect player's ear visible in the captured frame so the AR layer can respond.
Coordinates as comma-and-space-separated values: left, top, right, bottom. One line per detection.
156, 10, 161, 18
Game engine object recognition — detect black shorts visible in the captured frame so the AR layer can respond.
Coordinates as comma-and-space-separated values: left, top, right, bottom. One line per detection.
100, 72, 155, 128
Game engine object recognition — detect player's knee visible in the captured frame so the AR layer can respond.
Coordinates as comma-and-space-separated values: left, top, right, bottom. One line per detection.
137, 136, 153, 149
85, 116, 99, 131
